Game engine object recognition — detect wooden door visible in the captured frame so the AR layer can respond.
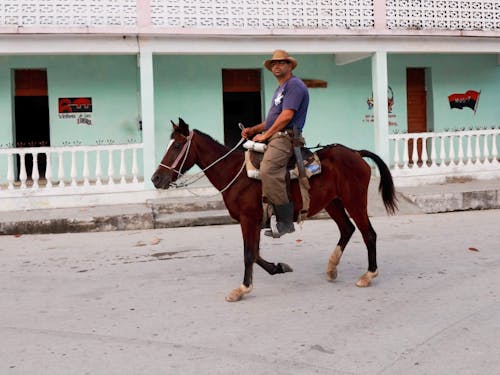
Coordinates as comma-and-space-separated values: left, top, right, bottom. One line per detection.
14, 69, 50, 179
222, 69, 262, 148
406, 68, 427, 163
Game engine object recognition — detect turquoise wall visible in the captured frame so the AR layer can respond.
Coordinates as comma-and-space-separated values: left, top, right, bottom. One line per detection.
0, 55, 141, 180
153, 54, 376, 162
1, 53, 498, 153
1, 52, 499, 178
0, 60, 13, 148
388, 54, 500, 133
153, 52, 500, 167
0, 55, 141, 148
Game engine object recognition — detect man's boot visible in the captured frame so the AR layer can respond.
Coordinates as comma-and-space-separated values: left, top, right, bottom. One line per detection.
264, 202, 295, 238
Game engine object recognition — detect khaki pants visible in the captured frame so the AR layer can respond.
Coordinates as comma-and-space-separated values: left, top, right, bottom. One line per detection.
260, 132, 293, 205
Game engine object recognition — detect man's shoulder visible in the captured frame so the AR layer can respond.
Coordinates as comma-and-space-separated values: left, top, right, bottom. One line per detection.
290, 76, 306, 86
288, 76, 308, 91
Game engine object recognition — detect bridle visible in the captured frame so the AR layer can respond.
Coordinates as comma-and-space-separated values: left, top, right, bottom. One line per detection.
158, 130, 194, 177
157, 130, 246, 193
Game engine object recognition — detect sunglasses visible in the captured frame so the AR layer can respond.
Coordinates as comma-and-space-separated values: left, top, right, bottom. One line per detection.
270, 60, 290, 67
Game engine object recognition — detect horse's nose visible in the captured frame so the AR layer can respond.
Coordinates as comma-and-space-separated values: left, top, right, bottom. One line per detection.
151, 171, 171, 189
151, 172, 163, 188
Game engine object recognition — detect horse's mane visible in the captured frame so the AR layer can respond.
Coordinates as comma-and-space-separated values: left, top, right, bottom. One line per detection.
193, 129, 244, 154
192, 129, 223, 145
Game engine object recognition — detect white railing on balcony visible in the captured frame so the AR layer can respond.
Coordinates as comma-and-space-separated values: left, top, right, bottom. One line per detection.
0, 143, 144, 197
2, 0, 500, 33
389, 128, 500, 185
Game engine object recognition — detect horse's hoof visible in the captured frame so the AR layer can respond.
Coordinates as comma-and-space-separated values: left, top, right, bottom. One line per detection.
225, 284, 253, 302
326, 268, 338, 282
356, 270, 379, 287
326, 246, 342, 282
279, 263, 293, 273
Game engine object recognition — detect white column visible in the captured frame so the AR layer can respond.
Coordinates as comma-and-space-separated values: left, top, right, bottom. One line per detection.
371, 51, 389, 163
138, 44, 156, 188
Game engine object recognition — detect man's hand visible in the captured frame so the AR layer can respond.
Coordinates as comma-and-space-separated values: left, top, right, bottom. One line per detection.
241, 127, 253, 140
252, 133, 267, 143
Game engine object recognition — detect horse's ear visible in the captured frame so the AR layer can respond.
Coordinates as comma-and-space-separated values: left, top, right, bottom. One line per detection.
178, 118, 190, 135
170, 120, 179, 130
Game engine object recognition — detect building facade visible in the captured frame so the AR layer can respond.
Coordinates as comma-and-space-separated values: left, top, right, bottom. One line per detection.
1, 0, 500, 209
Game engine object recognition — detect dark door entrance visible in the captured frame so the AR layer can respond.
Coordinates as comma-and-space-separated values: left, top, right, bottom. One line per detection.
406, 68, 427, 163
222, 69, 262, 148
14, 69, 50, 180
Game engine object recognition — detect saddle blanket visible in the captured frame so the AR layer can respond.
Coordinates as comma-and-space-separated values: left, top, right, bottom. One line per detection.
245, 149, 322, 180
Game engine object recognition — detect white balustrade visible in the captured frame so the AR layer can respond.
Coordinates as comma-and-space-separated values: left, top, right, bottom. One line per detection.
107, 149, 115, 185
390, 128, 500, 182
0, 143, 144, 196
19, 152, 27, 189
95, 150, 102, 186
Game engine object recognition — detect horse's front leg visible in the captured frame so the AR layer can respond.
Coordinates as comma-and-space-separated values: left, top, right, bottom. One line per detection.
225, 219, 260, 302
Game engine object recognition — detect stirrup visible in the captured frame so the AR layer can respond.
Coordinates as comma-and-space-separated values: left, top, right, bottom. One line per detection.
264, 215, 295, 238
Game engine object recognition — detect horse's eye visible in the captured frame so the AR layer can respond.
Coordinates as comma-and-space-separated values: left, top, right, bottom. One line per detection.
173, 143, 181, 150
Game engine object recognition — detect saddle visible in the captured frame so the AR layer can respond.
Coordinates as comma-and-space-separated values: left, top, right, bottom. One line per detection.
244, 142, 322, 180
243, 140, 321, 225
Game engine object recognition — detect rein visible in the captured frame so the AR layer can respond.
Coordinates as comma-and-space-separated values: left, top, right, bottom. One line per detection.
158, 131, 246, 194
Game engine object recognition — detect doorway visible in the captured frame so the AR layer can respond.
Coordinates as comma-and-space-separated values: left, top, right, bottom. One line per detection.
406, 68, 427, 164
13, 69, 50, 180
222, 69, 262, 148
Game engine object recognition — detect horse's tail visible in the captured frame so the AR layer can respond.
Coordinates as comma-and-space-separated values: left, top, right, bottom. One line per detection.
359, 150, 398, 215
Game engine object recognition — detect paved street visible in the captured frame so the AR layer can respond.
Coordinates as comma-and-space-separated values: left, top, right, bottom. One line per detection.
1, 210, 499, 375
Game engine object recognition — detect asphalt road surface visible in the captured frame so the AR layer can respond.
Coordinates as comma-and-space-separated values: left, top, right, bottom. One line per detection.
1, 210, 499, 375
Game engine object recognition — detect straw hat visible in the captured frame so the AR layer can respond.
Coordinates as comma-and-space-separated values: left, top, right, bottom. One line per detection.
263, 50, 298, 71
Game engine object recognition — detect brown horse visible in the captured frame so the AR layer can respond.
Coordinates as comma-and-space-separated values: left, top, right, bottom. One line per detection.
152, 118, 398, 302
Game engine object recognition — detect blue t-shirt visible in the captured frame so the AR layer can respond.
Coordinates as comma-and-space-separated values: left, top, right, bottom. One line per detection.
264, 76, 309, 131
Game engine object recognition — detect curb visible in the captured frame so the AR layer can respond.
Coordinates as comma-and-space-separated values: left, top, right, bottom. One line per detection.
1, 187, 499, 235
404, 189, 500, 213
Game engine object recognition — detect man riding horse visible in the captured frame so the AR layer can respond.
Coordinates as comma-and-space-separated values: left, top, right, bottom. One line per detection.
241, 50, 310, 238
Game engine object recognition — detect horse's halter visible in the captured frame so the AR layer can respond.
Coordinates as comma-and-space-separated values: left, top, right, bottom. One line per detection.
156, 129, 246, 193
158, 130, 194, 181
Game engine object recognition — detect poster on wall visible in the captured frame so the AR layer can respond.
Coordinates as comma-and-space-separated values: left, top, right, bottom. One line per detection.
363, 86, 398, 126
448, 90, 480, 114
58, 97, 93, 125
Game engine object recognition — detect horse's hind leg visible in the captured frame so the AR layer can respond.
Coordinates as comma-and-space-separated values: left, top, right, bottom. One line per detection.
324, 199, 355, 282
256, 256, 293, 274
346, 205, 379, 287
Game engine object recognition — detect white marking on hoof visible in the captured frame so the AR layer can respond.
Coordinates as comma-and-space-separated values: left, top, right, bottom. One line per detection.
356, 270, 379, 287
225, 284, 253, 302
326, 246, 342, 282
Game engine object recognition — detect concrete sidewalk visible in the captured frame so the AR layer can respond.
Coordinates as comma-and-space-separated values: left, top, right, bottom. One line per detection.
0, 177, 499, 235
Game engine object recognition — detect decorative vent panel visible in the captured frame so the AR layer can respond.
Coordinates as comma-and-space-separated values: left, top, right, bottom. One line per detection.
386, 0, 500, 31
0, 0, 137, 27
150, 0, 375, 29
2, 0, 498, 32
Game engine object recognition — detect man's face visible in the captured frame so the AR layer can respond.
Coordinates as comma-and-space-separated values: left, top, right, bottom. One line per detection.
270, 60, 292, 79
